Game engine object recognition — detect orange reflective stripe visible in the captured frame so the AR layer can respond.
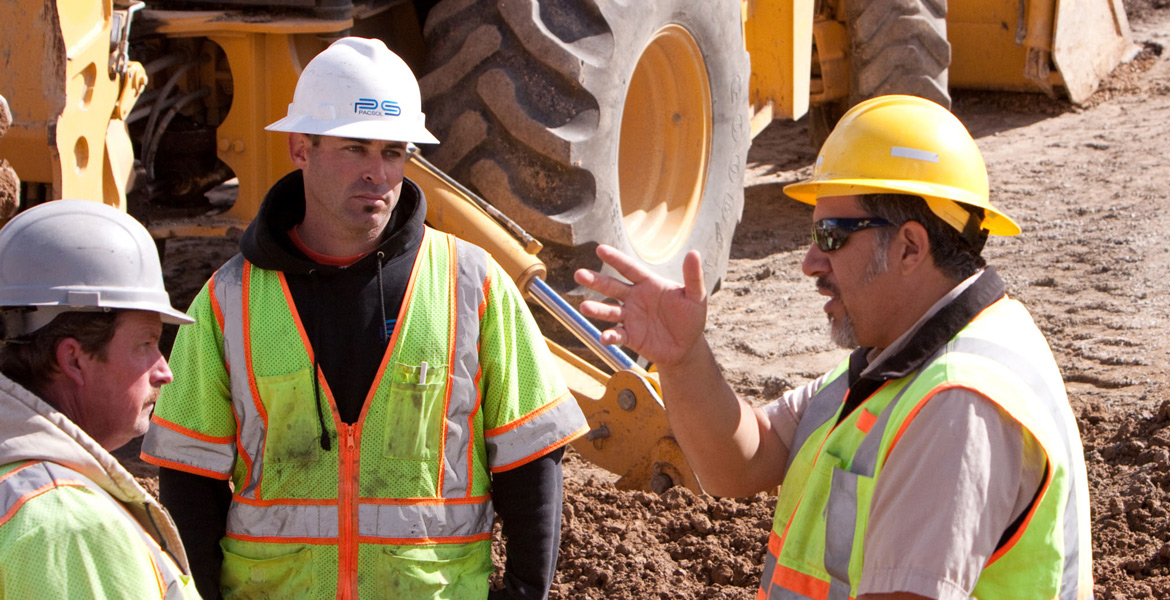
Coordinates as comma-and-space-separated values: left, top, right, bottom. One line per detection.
357, 532, 492, 546
485, 393, 573, 437
240, 262, 266, 500
207, 273, 225, 342
489, 425, 590, 473
772, 563, 830, 600
767, 531, 782, 556
855, 409, 877, 433
149, 414, 235, 444
359, 495, 490, 506
339, 425, 359, 599
140, 455, 231, 481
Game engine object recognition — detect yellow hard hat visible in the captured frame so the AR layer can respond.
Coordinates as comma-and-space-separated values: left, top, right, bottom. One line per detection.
784, 95, 1020, 236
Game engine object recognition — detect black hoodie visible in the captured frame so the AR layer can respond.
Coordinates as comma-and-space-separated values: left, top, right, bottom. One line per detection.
160, 170, 565, 600
240, 170, 423, 424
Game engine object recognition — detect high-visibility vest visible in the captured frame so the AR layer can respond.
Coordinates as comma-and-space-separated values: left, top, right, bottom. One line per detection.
759, 298, 1094, 600
146, 228, 583, 598
0, 460, 197, 599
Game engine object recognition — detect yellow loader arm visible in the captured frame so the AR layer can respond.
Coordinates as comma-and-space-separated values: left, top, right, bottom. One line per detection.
408, 153, 702, 494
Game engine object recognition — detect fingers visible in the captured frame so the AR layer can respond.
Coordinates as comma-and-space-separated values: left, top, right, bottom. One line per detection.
573, 266, 628, 301
682, 250, 706, 303
598, 325, 625, 346
595, 244, 655, 284
578, 299, 623, 324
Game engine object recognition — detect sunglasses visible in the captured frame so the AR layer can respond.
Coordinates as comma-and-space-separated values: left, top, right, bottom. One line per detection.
811, 217, 894, 252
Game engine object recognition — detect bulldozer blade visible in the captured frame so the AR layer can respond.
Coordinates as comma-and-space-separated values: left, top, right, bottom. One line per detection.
1053, 0, 1139, 104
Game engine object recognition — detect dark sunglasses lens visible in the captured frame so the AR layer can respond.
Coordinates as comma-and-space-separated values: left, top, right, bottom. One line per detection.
812, 224, 846, 252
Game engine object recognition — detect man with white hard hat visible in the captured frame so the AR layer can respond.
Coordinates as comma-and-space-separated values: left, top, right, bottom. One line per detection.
143, 37, 588, 599
0, 199, 200, 598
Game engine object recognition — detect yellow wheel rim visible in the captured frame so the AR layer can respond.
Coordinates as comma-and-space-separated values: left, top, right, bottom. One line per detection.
618, 24, 711, 265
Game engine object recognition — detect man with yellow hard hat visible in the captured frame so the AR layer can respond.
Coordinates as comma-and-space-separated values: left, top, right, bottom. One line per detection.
574, 95, 1093, 599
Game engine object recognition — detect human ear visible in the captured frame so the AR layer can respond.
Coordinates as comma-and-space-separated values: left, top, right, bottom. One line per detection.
289, 133, 312, 168
55, 338, 87, 387
896, 221, 932, 274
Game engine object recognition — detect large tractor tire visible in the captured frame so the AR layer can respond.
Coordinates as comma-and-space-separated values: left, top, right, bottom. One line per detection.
810, 0, 950, 147
419, 0, 750, 294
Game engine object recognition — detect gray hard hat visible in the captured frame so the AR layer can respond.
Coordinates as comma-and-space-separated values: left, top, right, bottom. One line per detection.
0, 199, 193, 338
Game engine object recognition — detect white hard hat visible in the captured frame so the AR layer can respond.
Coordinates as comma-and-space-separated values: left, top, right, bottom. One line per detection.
0, 199, 194, 338
266, 37, 439, 144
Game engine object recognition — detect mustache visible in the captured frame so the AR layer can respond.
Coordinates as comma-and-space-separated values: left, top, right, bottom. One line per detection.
816, 276, 839, 297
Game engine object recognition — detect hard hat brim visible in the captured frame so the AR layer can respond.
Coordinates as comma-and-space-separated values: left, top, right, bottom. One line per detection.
783, 178, 1021, 237
266, 115, 440, 145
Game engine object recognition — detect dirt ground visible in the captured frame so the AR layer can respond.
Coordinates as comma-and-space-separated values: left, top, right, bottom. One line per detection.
124, 4, 1170, 597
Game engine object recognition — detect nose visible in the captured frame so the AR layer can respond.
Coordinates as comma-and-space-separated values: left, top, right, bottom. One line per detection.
802, 243, 830, 278
152, 355, 175, 387
362, 154, 391, 185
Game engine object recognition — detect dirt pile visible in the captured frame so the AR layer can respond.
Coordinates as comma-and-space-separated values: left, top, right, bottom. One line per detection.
546, 454, 774, 600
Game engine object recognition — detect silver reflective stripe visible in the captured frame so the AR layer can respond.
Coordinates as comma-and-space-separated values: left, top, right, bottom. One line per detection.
144, 424, 235, 475
950, 337, 1085, 600
786, 375, 850, 473
487, 396, 584, 468
759, 548, 777, 595
443, 238, 487, 498
827, 578, 851, 600
213, 256, 265, 499
769, 584, 818, 600
1, 462, 188, 599
224, 499, 493, 541
226, 502, 340, 538
824, 468, 859, 586
358, 500, 493, 539
821, 368, 927, 592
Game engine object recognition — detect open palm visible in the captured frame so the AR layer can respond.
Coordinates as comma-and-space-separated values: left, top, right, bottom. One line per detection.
574, 245, 708, 368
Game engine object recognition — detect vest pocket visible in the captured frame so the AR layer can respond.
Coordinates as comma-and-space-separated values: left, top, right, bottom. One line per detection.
384, 361, 449, 461
377, 544, 490, 598
219, 543, 314, 599
257, 368, 323, 465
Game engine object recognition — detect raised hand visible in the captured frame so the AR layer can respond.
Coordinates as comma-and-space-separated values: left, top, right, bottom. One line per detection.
573, 245, 708, 368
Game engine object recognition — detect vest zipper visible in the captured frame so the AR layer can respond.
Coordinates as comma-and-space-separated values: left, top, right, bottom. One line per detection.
340, 425, 358, 599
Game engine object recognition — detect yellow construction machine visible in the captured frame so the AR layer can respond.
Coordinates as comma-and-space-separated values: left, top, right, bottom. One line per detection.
0, 0, 1134, 492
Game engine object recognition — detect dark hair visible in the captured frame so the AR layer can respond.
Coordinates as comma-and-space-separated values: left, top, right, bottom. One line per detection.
0, 311, 121, 396
858, 193, 987, 281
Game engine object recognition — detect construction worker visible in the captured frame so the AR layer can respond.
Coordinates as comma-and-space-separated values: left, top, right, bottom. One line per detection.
0, 200, 200, 598
141, 37, 589, 600
574, 95, 1093, 599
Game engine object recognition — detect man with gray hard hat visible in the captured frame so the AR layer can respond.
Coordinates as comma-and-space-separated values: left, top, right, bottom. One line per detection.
0, 199, 200, 598
142, 37, 587, 599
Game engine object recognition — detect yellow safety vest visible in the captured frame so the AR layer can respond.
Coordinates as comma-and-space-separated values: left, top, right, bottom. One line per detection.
0, 460, 197, 599
759, 298, 1094, 600
146, 228, 585, 598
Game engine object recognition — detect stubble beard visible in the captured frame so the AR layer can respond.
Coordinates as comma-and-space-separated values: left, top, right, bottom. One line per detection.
823, 238, 890, 350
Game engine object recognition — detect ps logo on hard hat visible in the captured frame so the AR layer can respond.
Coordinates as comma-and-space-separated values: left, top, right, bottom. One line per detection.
354, 98, 401, 117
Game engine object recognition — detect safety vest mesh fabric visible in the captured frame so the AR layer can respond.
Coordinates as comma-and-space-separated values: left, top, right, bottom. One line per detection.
758, 298, 1093, 600
0, 461, 193, 599
157, 229, 502, 598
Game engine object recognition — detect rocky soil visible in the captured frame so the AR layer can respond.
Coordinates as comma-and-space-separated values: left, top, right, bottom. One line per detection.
126, 3, 1170, 597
